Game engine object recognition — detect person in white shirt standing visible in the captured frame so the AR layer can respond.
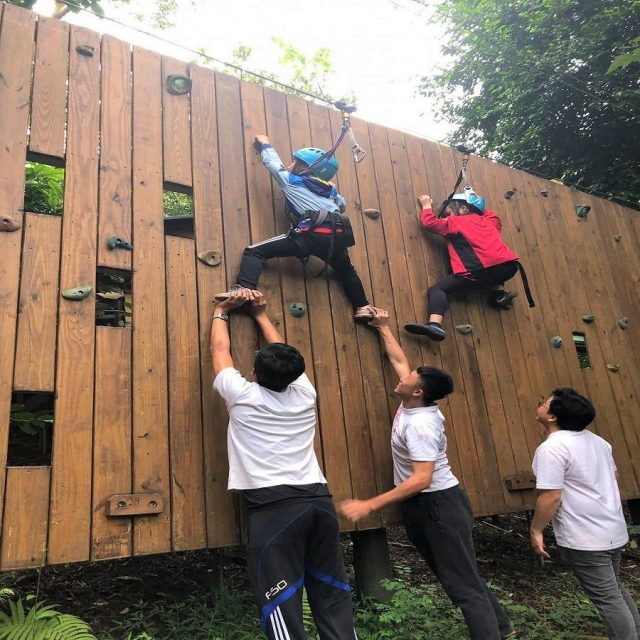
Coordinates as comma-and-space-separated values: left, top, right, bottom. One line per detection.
531, 388, 640, 640
211, 289, 357, 640
338, 307, 517, 640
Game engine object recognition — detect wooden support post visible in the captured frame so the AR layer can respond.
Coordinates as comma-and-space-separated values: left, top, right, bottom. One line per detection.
351, 528, 393, 603
628, 499, 640, 526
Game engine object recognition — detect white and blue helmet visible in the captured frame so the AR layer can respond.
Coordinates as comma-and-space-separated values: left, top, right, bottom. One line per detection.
451, 189, 485, 214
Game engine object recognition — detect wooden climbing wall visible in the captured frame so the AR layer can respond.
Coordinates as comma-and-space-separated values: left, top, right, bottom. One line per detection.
2, 4, 640, 569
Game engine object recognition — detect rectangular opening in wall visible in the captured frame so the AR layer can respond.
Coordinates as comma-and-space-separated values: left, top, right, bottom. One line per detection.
96, 268, 133, 328
8, 392, 54, 466
572, 332, 592, 369
163, 185, 194, 238
24, 158, 65, 216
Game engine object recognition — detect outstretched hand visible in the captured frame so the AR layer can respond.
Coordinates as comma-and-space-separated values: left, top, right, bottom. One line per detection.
418, 194, 432, 210
215, 289, 251, 314
248, 290, 268, 316
337, 499, 373, 523
367, 307, 390, 328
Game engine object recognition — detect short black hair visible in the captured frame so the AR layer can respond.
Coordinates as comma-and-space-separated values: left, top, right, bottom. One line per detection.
254, 343, 305, 392
416, 366, 454, 404
548, 388, 595, 431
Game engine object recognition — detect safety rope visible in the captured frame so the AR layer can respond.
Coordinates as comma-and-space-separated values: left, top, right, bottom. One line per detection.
438, 144, 473, 218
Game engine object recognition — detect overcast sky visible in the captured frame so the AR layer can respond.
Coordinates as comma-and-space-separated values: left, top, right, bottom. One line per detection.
34, 0, 455, 141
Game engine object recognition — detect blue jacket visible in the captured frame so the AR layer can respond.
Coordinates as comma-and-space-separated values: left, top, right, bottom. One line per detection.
260, 145, 346, 232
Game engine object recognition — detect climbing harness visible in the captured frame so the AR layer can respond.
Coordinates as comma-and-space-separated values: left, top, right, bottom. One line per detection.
306, 101, 366, 176
439, 144, 474, 218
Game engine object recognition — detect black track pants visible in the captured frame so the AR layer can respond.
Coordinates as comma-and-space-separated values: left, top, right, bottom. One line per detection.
236, 232, 369, 310
402, 486, 513, 640
427, 260, 519, 316
245, 498, 357, 640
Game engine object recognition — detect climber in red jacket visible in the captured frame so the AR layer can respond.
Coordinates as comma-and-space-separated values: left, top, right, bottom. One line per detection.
405, 190, 529, 342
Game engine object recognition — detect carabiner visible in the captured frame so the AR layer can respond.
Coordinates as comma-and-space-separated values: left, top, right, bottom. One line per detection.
351, 143, 366, 164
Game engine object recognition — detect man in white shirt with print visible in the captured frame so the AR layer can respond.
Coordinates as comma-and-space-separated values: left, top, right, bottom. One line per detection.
338, 307, 516, 640
531, 388, 640, 640
211, 290, 357, 640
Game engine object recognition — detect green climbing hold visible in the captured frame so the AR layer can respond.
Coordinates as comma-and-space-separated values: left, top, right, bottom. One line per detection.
576, 205, 591, 218
108, 236, 133, 251
550, 336, 563, 349
167, 74, 192, 95
288, 303, 307, 318
197, 250, 222, 267
618, 317, 629, 329
455, 324, 473, 335
62, 286, 92, 301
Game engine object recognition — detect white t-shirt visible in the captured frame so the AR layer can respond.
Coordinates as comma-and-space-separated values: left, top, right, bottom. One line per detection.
532, 429, 628, 551
391, 403, 459, 492
213, 367, 326, 491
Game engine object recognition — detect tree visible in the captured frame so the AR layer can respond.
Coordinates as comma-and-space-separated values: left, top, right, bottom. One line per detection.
6, 0, 189, 30
419, 0, 640, 208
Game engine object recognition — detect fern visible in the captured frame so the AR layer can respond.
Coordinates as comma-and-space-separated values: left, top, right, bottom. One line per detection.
0, 598, 96, 640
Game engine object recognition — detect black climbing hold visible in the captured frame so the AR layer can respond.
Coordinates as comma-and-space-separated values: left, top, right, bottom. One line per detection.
504, 189, 515, 199
614, 235, 622, 242
197, 250, 222, 267
107, 236, 133, 251
288, 303, 307, 318
540, 190, 549, 197
581, 315, 595, 323
167, 74, 192, 95
76, 45, 95, 57
576, 205, 591, 218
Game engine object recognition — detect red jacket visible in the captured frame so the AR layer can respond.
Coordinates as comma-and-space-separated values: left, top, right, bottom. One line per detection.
421, 207, 519, 275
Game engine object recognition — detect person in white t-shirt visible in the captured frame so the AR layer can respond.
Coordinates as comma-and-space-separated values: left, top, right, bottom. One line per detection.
531, 388, 640, 640
337, 307, 517, 640
211, 289, 357, 640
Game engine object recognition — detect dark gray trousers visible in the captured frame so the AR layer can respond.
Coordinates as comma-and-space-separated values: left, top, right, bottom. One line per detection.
558, 546, 640, 639
402, 485, 513, 640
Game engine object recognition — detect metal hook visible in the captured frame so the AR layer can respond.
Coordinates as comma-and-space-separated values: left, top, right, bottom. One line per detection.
351, 143, 366, 164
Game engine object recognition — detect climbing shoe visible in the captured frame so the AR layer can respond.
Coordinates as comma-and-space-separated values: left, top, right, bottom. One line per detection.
214, 285, 250, 302
495, 290, 518, 309
355, 306, 373, 321
404, 322, 446, 341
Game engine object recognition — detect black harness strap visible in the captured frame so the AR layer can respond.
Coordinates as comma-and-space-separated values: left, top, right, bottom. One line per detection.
517, 262, 536, 308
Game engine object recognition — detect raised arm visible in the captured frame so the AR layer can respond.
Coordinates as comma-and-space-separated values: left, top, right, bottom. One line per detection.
368, 308, 411, 379
418, 194, 453, 236
248, 290, 284, 344
255, 134, 290, 188
210, 290, 252, 377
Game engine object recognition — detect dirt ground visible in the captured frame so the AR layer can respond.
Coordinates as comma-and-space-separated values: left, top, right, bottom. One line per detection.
4, 513, 640, 637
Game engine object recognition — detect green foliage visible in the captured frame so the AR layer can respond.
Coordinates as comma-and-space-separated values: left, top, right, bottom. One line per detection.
0, 596, 96, 640
10, 403, 53, 437
609, 37, 640, 73
421, 0, 640, 208
24, 162, 65, 216
163, 191, 194, 217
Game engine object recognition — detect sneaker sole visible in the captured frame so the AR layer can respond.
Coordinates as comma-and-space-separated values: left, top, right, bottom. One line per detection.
404, 323, 446, 341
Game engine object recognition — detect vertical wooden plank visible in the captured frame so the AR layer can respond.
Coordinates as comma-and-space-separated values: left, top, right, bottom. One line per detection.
0, 1, 36, 530
29, 16, 69, 158
0, 467, 50, 570
48, 25, 100, 564
92, 326, 132, 560
189, 64, 236, 547
286, 97, 353, 518
131, 46, 171, 554
166, 235, 207, 551
14, 213, 62, 392
98, 36, 132, 270
162, 57, 192, 187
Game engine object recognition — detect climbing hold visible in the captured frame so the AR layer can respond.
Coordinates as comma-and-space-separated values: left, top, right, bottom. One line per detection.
576, 205, 591, 218
618, 317, 629, 329
167, 74, 192, 95
614, 235, 622, 242
363, 208, 380, 220
455, 324, 473, 335
550, 336, 563, 349
504, 189, 515, 199
197, 250, 222, 267
540, 190, 549, 197
606, 364, 620, 373
76, 45, 95, 57
288, 302, 307, 318
107, 236, 133, 251
581, 314, 595, 324
62, 285, 92, 301
1, 215, 21, 232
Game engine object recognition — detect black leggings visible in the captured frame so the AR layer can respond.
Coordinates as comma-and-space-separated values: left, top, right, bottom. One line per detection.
236, 232, 369, 310
428, 260, 519, 316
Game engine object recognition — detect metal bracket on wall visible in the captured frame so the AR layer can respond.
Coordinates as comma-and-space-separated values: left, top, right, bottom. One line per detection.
504, 474, 536, 491
106, 493, 164, 517
62, 285, 92, 301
